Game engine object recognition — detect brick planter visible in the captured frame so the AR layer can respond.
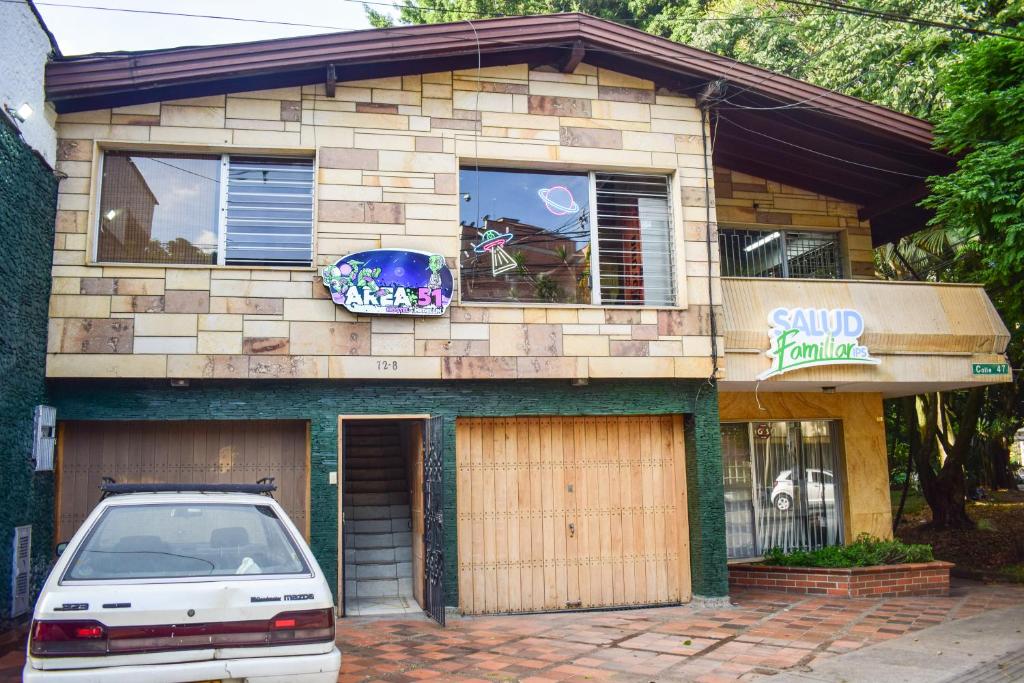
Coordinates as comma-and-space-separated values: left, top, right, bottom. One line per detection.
729, 561, 954, 598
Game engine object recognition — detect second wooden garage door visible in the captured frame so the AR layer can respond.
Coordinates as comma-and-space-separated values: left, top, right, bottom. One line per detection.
456, 415, 689, 614
57, 420, 309, 544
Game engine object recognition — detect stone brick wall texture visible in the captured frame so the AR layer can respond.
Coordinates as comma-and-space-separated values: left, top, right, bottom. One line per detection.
728, 562, 953, 598
0, 115, 58, 627
49, 377, 729, 603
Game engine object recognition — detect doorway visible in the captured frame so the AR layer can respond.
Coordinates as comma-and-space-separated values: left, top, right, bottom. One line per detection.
340, 418, 423, 616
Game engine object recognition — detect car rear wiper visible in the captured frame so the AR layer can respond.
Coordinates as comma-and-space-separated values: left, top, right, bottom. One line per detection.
82, 549, 217, 574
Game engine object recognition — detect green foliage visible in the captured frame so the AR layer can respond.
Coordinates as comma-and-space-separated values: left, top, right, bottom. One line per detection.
762, 534, 934, 567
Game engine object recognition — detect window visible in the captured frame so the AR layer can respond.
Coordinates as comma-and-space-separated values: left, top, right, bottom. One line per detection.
721, 421, 844, 560
64, 503, 309, 580
719, 227, 842, 279
459, 168, 674, 306
96, 151, 314, 267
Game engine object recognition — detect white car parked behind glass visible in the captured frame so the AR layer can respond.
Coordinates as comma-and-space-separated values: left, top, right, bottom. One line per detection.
24, 482, 340, 683
770, 469, 836, 512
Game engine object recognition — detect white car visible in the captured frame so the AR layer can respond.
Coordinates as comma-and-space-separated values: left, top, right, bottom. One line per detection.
24, 483, 341, 683
770, 469, 836, 512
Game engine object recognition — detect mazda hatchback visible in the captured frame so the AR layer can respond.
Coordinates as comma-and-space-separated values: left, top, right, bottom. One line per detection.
24, 484, 340, 683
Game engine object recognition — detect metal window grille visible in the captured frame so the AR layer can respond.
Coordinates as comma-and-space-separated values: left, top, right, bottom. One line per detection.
594, 173, 675, 306
10, 525, 31, 618
721, 421, 845, 560
224, 156, 315, 267
719, 228, 842, 279
32, 405, 56, 472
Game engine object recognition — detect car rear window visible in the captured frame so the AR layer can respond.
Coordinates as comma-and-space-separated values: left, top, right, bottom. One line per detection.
64, 503, 310, 580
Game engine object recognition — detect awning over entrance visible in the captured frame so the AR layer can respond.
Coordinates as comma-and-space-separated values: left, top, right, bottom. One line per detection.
721, 278, 1011, 397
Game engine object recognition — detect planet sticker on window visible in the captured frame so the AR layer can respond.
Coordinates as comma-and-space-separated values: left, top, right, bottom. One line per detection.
537, 185, 581, 216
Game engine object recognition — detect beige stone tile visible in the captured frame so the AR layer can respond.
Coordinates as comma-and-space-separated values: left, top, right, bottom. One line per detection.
589, 356, 674, 377
196, 330, 242, 354
50, 295, 110, 318
162, 268, 207, 290
489, 323, 562, 356
450, 323, 488, 340
371, 317, 415, 333
149, 126, 233, 144
199, 314, 244, 331
545, 309, 578, 324
563, 334, 609, 356
330, 355, 440, 379
210, 279, 311, 298
371, 333, 415, 356
47, 353, 167, 378
674, 356, 714, 378
529, 81, 597, 99
441, 356, 515, 379
56, 318, 133, 353
133, 336, 197, 354
249, 355, 328, 379
289, 321, 370, 355
135, 313, 198, 336
225, 97, 281, 120
160, 105, 225, 128
516, 357, 577, 378
244, 320, 290, 338
283, 298, 338, 321
414, 317, 451, 339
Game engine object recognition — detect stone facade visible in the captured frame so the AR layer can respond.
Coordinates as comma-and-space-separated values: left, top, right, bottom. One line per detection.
49, 63, 733, 382
714, 168, 875, 279
48, 378, 729, 601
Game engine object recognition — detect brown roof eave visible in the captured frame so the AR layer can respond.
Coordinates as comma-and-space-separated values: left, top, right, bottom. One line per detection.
46, 13, 934, 146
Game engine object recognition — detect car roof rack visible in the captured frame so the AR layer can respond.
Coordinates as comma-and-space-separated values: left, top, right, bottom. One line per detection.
99, 477, 276, 499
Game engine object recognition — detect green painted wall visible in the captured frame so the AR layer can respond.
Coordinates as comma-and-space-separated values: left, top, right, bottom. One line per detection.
0, 115, 58, 626
48, 378, 728, 602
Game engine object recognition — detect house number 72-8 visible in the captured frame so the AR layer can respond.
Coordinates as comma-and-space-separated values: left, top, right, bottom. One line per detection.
377, 360, 399, 371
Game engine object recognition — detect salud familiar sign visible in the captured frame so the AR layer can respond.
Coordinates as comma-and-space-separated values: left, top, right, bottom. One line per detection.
321, 249, 454, 316
758, 307, 880, 380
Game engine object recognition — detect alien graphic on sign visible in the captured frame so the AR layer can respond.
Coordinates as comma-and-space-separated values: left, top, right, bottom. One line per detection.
472, 227, 517, 276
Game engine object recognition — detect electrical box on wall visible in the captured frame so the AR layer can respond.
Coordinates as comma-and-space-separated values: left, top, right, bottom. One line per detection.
32, 405, 56, 472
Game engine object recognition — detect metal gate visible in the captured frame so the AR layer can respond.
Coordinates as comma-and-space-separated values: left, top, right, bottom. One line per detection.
423, 415, 446, 626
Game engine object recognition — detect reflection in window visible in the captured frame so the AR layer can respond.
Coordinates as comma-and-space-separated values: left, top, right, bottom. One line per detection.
459, 168, 675, 306
719, 228, 842, 279
96, 152, 314, 267
460, 169, 593, 304
97, 152, 220, 265
721, 421, 844, 559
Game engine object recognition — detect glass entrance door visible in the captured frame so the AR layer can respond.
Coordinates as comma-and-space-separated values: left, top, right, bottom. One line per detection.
722, 421, 844, 559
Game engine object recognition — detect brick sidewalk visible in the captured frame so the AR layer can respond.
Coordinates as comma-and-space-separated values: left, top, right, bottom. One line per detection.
4, 580, 1022, 682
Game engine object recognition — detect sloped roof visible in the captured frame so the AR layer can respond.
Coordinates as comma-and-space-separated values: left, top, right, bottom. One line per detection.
45, 13, 950, 244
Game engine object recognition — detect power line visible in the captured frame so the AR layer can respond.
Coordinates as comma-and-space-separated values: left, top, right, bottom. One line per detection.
716, 113, 928, 178
21, 0, 364, 31
774, 0, 1024, 42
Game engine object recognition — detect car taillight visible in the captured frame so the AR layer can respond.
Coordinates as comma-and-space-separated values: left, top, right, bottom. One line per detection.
30, 620, 108, 656
269, 608, 334, 644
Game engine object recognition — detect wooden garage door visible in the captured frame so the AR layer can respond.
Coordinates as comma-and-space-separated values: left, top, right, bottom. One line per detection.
456, 415, 689, 614
57, 420, 309, 543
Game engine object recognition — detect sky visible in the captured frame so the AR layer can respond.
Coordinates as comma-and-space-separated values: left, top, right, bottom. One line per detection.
34, 0, 387, 56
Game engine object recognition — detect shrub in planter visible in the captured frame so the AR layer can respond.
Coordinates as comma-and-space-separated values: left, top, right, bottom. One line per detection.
762, 534, 934, 568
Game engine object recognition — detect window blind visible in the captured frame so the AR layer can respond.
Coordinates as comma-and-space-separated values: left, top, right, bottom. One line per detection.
594, 173, 674, 306
224, 156, 314, 267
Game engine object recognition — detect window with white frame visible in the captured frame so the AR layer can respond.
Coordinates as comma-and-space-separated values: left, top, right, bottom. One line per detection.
95, 151, 314, 267
459, 168, 675, 306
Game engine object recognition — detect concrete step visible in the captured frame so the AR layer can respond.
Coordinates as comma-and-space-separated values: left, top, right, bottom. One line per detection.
344, 561, 413, 580
343, 480, 408, 494
345, 577, 414, 599
345, 546, 412, 565
344, 518, 413, 534
344, 504, 410, 521
345, 456, 405, 470
344, 531, 413, 549
346, 467, 407, 482
344, 492, 409, 506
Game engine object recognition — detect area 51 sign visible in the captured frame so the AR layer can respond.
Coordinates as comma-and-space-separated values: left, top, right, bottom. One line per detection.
321, 249, 453, 316
759, 307, 880, 380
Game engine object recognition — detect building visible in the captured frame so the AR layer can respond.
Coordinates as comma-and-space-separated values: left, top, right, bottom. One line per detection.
37, 14, 1010, 622
1, 0, 60, 632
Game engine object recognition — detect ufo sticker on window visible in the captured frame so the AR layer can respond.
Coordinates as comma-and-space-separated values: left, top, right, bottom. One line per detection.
471, 227, 517, 276
321, 249, 453, 316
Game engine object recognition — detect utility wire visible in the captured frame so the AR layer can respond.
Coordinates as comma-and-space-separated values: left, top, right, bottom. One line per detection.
774, 0, 1024, 42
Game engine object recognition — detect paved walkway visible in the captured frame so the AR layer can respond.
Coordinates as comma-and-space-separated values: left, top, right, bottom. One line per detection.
3, 580, 1022, 682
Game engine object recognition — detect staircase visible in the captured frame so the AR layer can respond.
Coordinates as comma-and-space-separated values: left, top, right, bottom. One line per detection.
343, 422, 413, 609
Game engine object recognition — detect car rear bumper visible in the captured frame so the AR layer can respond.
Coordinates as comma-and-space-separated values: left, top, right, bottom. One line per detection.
24, 647, 341, 683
